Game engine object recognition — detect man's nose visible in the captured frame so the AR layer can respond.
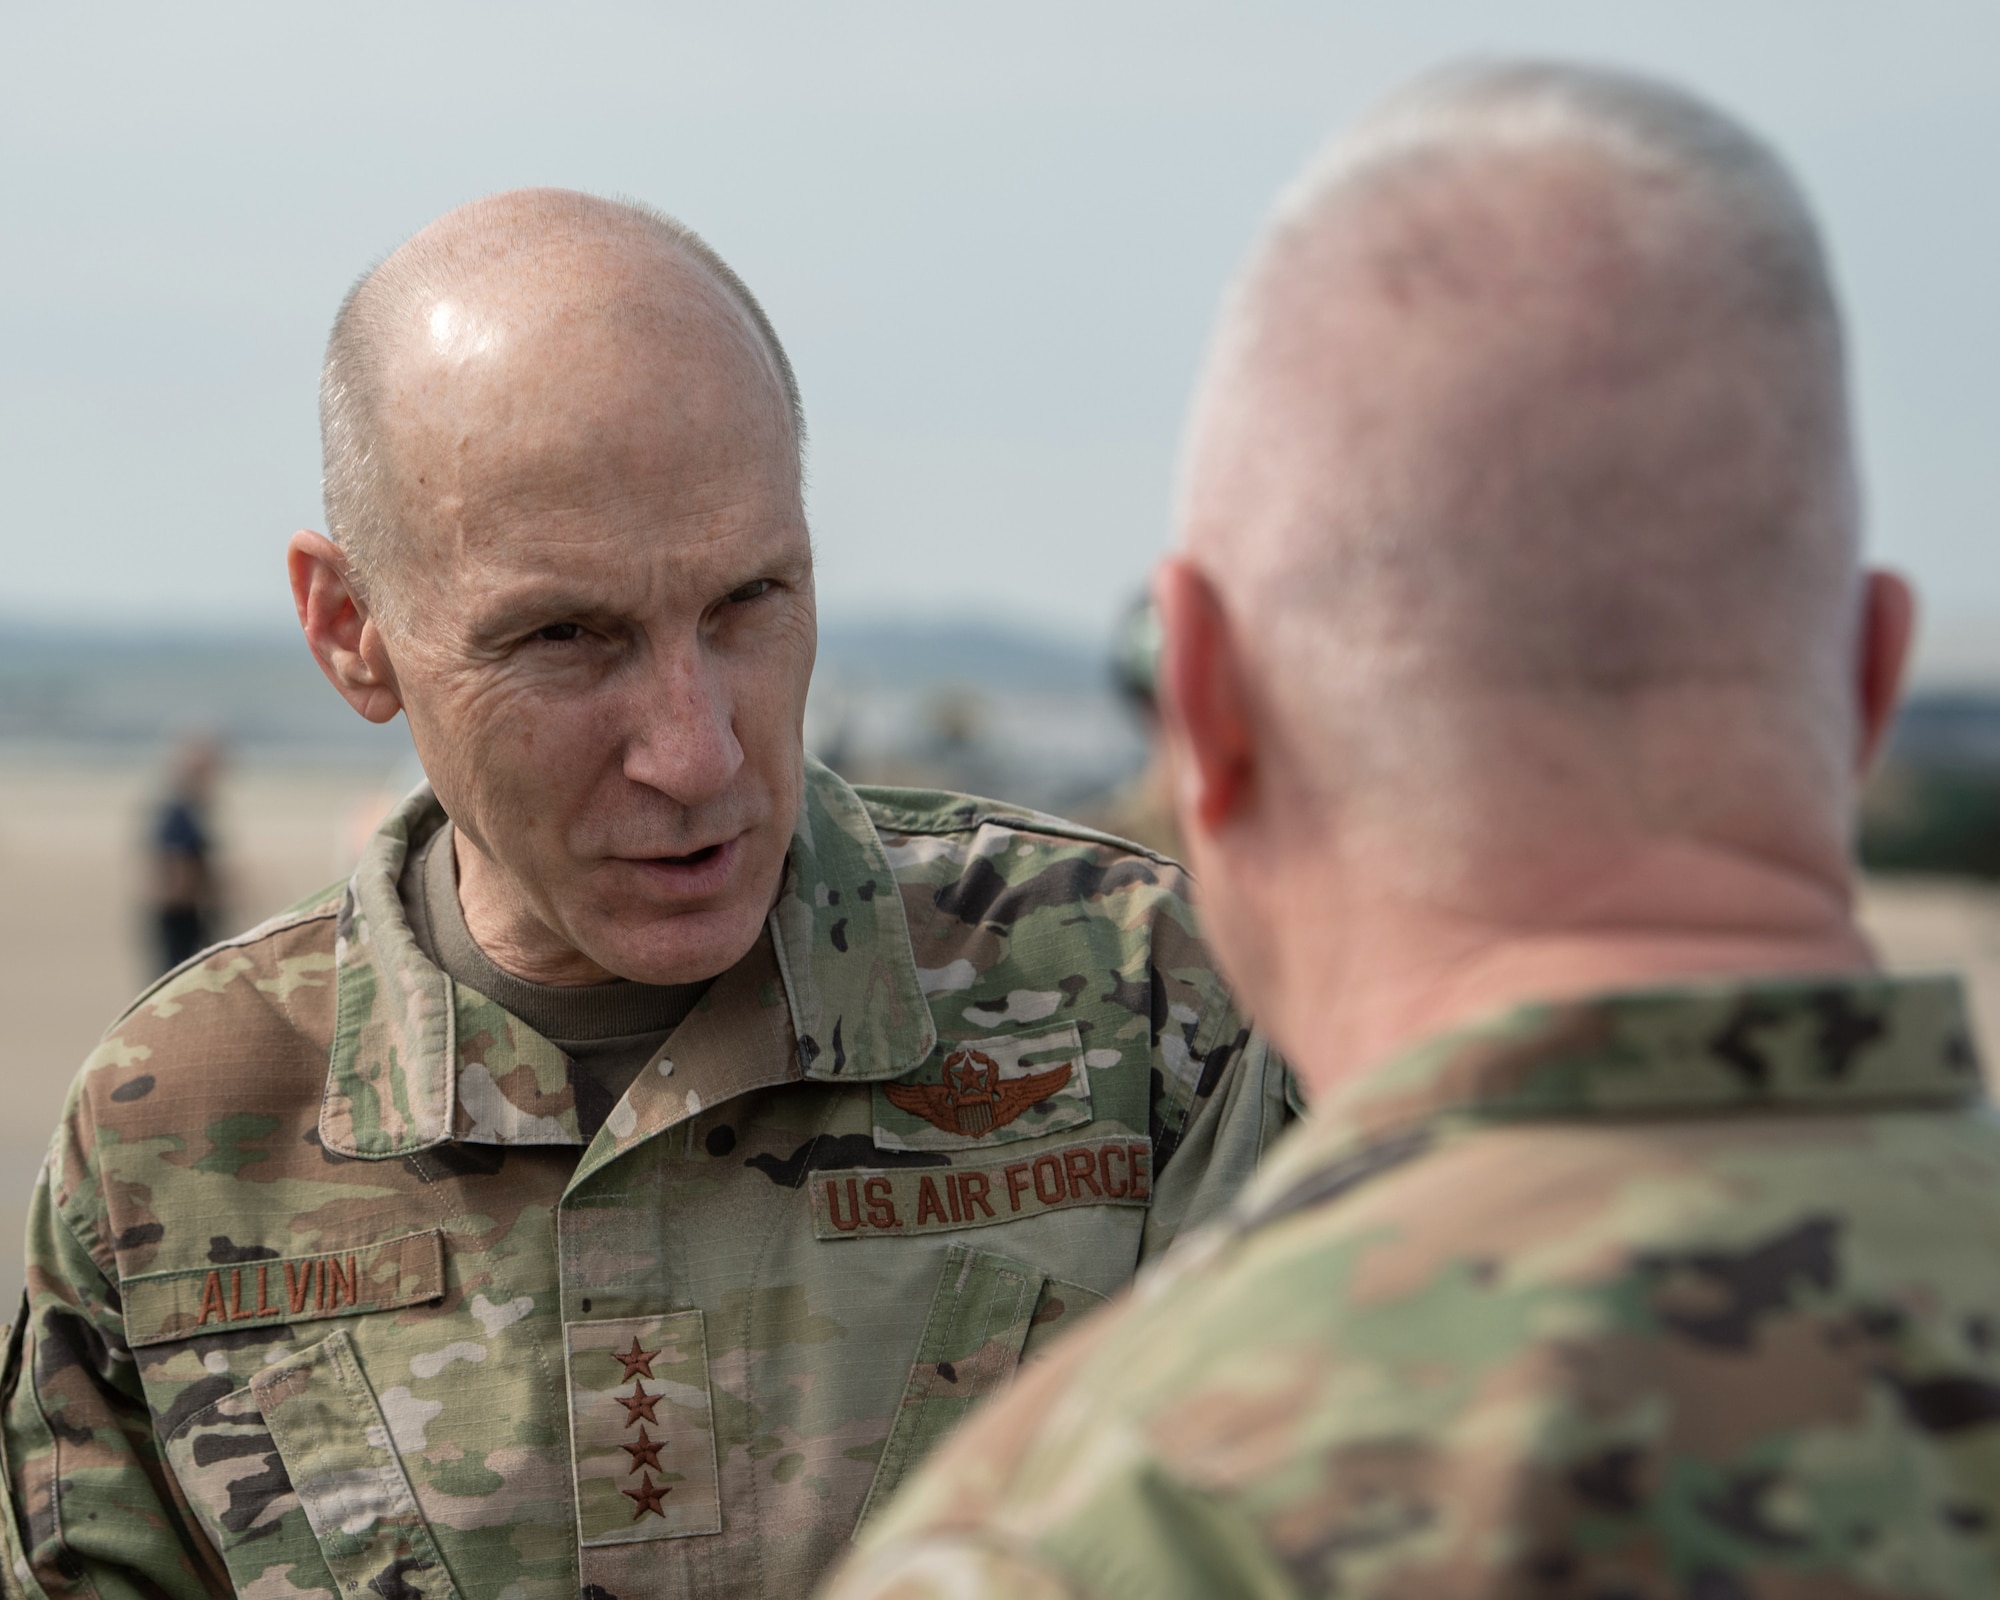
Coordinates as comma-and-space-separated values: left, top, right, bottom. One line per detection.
621, 641, 745, 807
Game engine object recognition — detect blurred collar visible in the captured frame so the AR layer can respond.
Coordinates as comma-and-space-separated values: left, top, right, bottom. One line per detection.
319, 755, 936, 1158
1240, 971, 1986, 1232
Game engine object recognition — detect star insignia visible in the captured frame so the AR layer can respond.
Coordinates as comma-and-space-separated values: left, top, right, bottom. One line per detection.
622, 1425, 664, 1473
613, 1337, 660, 1382
623, 1471, 671, 1520
617, 1382, 661, 1427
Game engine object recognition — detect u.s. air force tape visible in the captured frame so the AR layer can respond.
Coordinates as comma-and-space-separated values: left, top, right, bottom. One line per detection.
811, 1136, 1151, 1240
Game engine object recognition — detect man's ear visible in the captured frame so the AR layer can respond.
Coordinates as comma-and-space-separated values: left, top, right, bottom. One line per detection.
1154, 558, 1256, 835
1856, 568, 1916, 776
288, 531, 405, 725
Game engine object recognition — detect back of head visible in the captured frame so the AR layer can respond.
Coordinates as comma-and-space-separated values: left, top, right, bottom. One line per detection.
1183, 61, 1863, 877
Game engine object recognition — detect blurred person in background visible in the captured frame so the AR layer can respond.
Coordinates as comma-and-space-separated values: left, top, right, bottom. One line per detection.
0, 189, 1290, 1600
825, 61, 2000, 1597
148, 735, 224, 972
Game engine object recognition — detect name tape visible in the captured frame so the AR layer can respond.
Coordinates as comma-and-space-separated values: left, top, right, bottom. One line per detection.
124, 1228, 446, 1347
812, 1137, 1151, 1240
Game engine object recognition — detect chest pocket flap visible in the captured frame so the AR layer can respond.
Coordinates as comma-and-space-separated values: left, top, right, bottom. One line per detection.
252, 1331, 463, 1600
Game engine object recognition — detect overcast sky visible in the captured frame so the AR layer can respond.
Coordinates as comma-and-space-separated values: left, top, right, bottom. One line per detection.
5, 2, 1997, 671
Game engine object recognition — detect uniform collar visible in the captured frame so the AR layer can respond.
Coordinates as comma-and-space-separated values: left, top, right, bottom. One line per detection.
320, 756, 937, 1159
1239, 972, 1987, 1231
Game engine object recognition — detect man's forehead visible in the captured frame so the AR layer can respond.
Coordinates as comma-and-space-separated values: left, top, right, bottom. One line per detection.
372, 261, 789, 484
381, 250, 761, 392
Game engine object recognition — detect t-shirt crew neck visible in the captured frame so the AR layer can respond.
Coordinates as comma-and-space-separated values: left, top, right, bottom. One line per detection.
401, 822, 710, 1136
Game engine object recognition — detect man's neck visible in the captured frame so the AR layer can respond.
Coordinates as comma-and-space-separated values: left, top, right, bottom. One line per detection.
1274, 841, 1876, 1102
453, 829, 620, 985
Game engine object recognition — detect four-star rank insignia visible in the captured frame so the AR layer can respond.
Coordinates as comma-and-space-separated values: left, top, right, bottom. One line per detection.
883, 1048, 1074, 1138
565, 1313, 721, 1547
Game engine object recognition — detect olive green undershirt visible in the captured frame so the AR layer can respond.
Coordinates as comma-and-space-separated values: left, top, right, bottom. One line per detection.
401, 824, 710, 1138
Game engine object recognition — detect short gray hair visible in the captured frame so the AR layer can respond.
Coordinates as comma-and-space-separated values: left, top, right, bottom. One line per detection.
1187, 60, 1865, 831
1274, 59, 1841, 348
318, 194, 805, 610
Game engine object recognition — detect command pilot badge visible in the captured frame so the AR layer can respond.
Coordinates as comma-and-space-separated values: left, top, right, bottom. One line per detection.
883, 1049, 1073, 1138
872, 1025, 1094, 1152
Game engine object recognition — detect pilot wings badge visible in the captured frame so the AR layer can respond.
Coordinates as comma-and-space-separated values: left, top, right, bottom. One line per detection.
883, 1048, 1075, 1139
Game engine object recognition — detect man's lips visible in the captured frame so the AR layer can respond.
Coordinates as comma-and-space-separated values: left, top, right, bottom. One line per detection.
612, 834, 744, 898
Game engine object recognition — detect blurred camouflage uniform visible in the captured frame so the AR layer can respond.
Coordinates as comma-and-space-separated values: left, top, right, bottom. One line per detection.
827, 974, 2000, 1599
0, 758, 1287, 1600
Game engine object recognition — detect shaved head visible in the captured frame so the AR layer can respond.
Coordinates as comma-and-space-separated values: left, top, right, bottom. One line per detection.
320, 188, 802, 617
1181, 61, 1863, 843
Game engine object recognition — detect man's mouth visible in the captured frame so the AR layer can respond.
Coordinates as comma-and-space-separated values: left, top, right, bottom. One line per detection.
616, 835, 743, 895
655, 843, 725, 868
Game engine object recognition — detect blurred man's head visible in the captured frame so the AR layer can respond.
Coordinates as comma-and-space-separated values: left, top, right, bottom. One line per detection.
171, 734, 223, 805
290, 188, 816, 986
1156, 62, 1914, 1072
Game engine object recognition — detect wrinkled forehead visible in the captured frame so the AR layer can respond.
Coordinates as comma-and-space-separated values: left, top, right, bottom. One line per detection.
371, 256, 797, 530
384, 238, 784, 424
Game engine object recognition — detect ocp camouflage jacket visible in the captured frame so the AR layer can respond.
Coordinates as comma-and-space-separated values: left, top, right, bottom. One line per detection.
826, 973, 2000, 1599
0, 758, 1288, 1600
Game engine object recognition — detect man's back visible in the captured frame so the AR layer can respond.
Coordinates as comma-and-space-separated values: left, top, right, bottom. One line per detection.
842, 974, 2000, 1595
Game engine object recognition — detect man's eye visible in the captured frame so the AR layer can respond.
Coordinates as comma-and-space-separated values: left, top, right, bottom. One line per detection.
726, 579, 773, 604
533, 622, 583, 643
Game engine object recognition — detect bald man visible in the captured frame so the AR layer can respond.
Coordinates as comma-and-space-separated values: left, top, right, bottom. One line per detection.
823, 62, 2000, 1598
0, 192, 1290, 1600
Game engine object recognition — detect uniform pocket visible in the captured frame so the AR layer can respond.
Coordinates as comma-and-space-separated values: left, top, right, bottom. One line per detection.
162, 1380, 306, 1578
854, 1244, 1047, 1530
1018, 1275, 1109, 1365
251, 1331, 462, 1600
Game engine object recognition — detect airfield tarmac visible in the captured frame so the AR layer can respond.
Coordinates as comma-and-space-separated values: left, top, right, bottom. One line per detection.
2, 752, 1999, 1310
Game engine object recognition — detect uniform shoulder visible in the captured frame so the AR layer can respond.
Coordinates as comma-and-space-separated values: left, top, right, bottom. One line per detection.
46, 888, 346, 1281
854, 782, 1203, 952
967, 1104, 2000, 1592
81, 885, 344, 1092
107, 880, 345, 1028
855, 782, 1182, 867
855, 785, 1239, 1080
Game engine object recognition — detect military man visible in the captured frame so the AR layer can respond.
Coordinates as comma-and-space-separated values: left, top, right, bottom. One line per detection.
825, 63, 2000, 1597
0, 191, 1288, 1600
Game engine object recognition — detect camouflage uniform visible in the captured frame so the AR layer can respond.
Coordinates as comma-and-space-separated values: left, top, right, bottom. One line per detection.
828, 974, 2000, 1599
0, 758, 1287, 1600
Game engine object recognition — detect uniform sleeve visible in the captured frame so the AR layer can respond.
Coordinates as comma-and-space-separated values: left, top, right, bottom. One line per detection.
824, 1443, 1296, 1600
1, 1103, 227, 1600
819, 1535, 1095, 1599
1140, 1020, 1293, 1260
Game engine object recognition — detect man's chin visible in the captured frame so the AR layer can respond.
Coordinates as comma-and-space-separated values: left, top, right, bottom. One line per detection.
581, 903, 768, 987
